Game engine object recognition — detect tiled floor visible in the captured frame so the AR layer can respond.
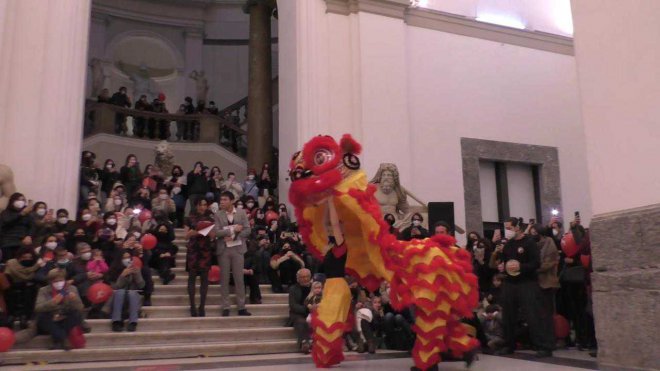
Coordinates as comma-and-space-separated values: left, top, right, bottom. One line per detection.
6, 350, 599, 371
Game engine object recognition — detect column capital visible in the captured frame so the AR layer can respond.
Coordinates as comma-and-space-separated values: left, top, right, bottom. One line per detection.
243, 0, 277, 14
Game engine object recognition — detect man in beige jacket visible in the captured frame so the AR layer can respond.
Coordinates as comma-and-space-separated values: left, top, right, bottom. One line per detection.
531, 224, 560, 349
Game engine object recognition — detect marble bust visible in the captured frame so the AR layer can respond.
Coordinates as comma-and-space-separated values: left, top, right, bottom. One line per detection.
0, 164, 17, 211
369, 163, 412, 229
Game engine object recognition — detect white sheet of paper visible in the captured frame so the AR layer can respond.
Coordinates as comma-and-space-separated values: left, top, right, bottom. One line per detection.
198, 224, 215, 237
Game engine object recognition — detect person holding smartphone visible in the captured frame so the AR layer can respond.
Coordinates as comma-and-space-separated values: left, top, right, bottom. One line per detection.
109, 249, 145, 332
0, 192, 35, 262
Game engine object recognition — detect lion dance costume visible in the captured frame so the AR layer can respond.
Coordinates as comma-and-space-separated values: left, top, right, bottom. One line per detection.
288, 134, 479, 371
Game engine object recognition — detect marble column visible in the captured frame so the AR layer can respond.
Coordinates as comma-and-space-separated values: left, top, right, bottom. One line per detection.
245, 0, 275, 170
572, 1, 660, 370
0, 0, 91, 214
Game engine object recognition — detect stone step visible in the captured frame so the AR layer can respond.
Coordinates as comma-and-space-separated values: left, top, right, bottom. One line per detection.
142, 304, 288, 318
85, 315, 289, 333
151, 284, 275, 295
15, 327, 295, 349
151, 293, 287, 306
3, 339, 298, 365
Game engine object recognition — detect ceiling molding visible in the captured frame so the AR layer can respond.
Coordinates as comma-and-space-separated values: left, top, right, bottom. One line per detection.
326, 0, 409, 19
406, 8, 573, 56
324, 1, 574, 56
92, 4, 204, 30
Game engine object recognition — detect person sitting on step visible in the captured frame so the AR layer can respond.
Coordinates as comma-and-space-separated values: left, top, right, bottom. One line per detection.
34, 268, 84, 350
109, 249, 144, 332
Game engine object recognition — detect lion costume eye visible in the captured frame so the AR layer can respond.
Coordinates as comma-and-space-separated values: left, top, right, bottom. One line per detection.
314, 149, 333, 166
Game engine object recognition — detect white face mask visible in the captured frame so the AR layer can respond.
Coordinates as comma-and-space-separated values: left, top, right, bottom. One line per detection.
114, 199, 122, 206
106, 164, 113, 169
82, 214, 92, 221
133, 232, 142, 239
246, 202, 255, 208
159, 194, 168, 200
248, 175, 255, 180
237, 204, 244, 209
36, 208, 47, 216
412, 220, 422, 227
13, 200, 26, 209
210, 204, 219, 214
552, 229, 559, 236
58, 217, 68, 224
52, 281, 65, 291
504, 229, 517, 239
45, 241, 58, 250
106, 218, 117, 226
122, 258, 132, 267
81, 252, 92, 261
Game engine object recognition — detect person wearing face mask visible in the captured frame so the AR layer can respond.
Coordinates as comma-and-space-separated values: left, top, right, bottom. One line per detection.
53, 209, 74, 245
165, 165, 188, 227
208, 166, 224, 200
498, 217, 553, 358
105, 191, 126, 213
0, 192, 35, 263
36, 247, 86, 289
253, 209, 267, 227
184, 199, 215, 317
37, 234, 60, 263
100, 159, 120, 200
244, 196, 257, 215
399, 213, 429, 241
242, 169, 260, 200
187, 162, 210, 214
549, 220, 564, 249
34, 268, 85, 350
221, 172, 243, 200
109, 249, 145, 332
152, 187, 175, 217
31, 201, 55, 241
4, 247, 42, 329
151, 223, 178, 285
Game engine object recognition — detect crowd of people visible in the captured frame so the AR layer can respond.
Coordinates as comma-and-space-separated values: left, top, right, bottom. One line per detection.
94, 87, 243, 150
0, 149, 596, 360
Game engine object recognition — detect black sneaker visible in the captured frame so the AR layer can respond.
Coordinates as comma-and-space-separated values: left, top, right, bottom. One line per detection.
164, 273, 176, 285
198, 306, 206, 317
464, 348, 478, 368
81, 321, 92, 334
238, 309, 252, 316
127, 322, 138, 332
222, 309, 230, 317
112, 321, 124, 332
301, 340, 311, 354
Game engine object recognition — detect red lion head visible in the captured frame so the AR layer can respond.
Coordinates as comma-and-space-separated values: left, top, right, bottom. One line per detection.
288, 134, 362, 207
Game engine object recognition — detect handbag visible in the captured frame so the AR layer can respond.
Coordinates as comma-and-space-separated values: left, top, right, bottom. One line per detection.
68, 325, 86, 349
560, 265, 586, 283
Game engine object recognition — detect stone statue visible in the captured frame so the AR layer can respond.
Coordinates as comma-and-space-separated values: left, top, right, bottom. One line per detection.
369, 163, 413, 229
90, 58, 106, 97
155, 141, 175, 176
0, 164, 18, 211
116, 61, 170, 102
189, 70, 209, 103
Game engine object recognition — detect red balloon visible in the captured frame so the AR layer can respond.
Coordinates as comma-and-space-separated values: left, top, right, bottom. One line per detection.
581, 254, 591, 269
209, 265, 221, 283
138, 209, 152, 224
141, 233, 157, 250
132, 256, 143, 269
266, 211, 279, 225
554, 314, 570, 338
158, 92, 166, 102
0, 327, 15, 352
87, 282, 113, 304
561, 232, 579, 258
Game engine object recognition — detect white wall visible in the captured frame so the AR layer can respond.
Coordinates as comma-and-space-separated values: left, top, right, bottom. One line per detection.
278, 2, 592, 239
572, 0, 660, 215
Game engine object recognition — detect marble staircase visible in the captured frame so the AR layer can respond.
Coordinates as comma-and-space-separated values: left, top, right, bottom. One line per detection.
4, 229, 297, 365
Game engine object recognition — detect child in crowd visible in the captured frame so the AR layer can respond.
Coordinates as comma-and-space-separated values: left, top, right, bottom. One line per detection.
86, 249, 109, 281
305, 281, 323, 324
479, 304, 505, 353
484, 273, 504, 306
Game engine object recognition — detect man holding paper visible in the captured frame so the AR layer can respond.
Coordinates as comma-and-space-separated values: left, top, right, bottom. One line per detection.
214, 191, 252, 316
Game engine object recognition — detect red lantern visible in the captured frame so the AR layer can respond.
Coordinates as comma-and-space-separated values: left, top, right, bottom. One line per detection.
132, 256, 143, 269
138, 209, 152, 224
158, 92, 166, 102
0, 327, 15, 352
554, 314, 570, 339
209, 265, 221, 283
581, 254, 591, 269
266, 211, 279, 225
561, 232, 579, 258
141, 233, 157, 250
87, 282, 113, 304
